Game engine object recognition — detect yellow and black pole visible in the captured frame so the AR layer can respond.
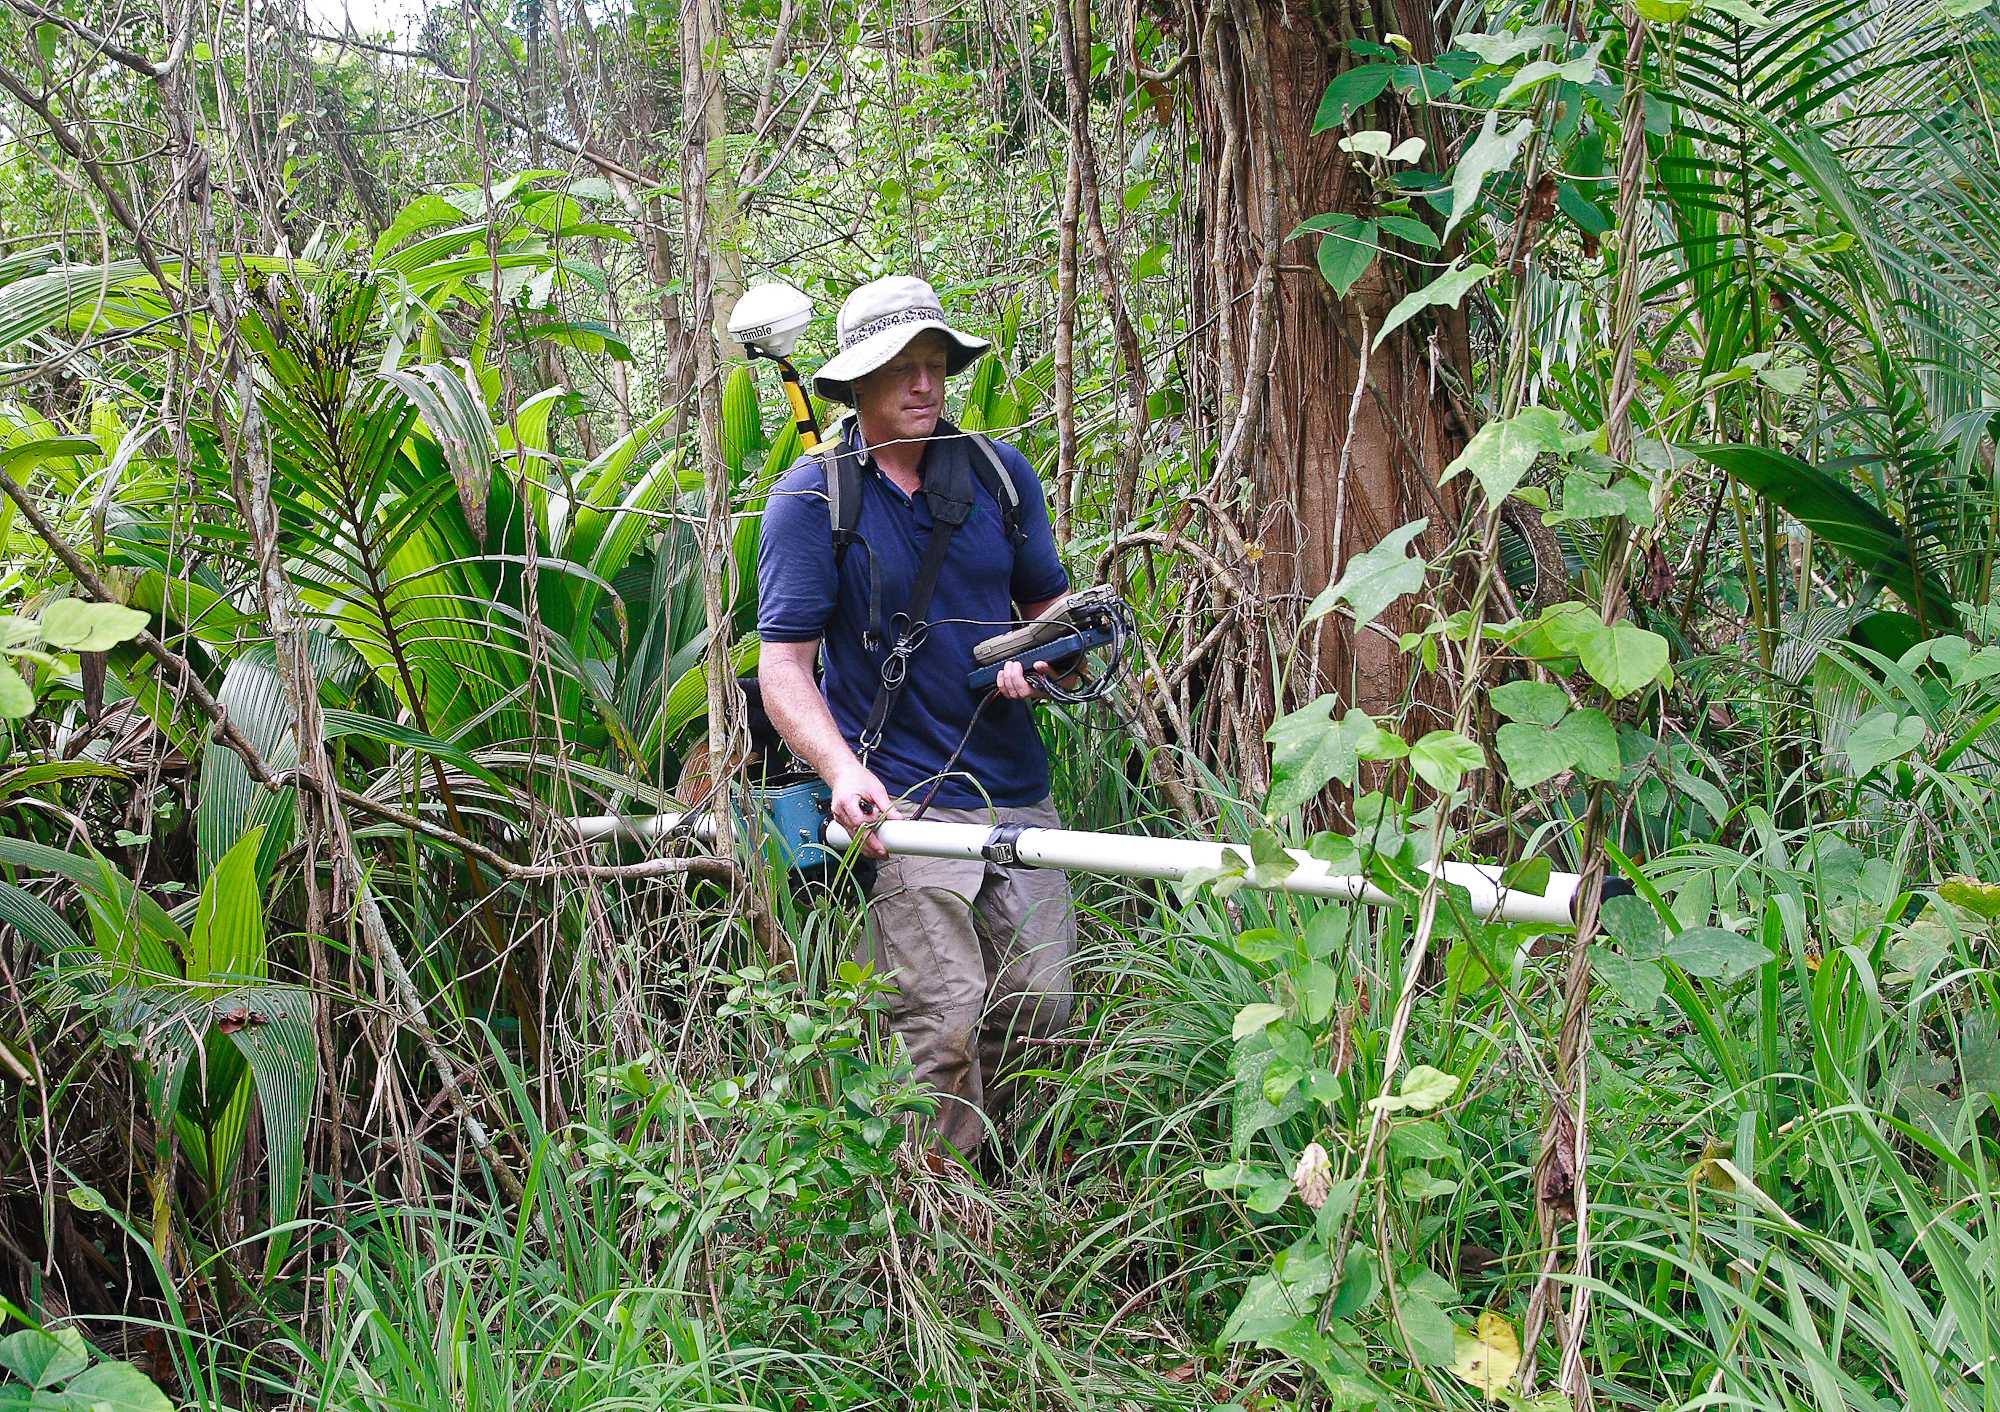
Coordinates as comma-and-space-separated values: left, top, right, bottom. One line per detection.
771, 355, 822, 451
727, 283, 822, 450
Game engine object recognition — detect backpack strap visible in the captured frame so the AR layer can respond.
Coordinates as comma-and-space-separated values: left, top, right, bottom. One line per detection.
816, 419, 889, 649
847, 425, 990, 765
821, 424, 1027, 762
966, 431, 1025, 548
855, 506, 960, 763
819, 417, 860, 566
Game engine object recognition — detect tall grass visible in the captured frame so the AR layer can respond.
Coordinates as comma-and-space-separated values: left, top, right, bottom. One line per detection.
22, 644, 1997, 1412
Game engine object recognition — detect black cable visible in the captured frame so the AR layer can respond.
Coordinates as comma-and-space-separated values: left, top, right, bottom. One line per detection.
908, 687, 1001, 821
905, 599, 1136, 820
883, 613, 1060, 634
1025, 603, 1131, 704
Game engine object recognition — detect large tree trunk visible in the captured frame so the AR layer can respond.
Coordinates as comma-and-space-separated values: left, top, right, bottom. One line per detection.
1186, 0, 1471, 794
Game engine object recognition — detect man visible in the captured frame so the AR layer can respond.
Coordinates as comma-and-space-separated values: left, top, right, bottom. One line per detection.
757, 275, 1075, 1168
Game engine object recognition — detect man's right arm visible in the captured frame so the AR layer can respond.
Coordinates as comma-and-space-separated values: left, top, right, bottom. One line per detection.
758, 639, 899, 856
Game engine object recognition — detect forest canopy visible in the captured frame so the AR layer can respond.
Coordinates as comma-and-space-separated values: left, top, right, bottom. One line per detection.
0, 0, 1997, 1408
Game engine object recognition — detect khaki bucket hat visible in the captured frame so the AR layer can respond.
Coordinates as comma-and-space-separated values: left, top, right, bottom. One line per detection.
810, 275, 989, 405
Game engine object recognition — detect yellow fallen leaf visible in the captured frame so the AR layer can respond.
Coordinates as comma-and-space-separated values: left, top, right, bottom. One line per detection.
1450, 1310, 1521, 1400
1941, 875, 2000, 920
1691, 1137, 1735, 1193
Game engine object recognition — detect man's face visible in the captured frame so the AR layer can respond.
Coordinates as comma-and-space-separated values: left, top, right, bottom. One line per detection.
853, 330, 951, 446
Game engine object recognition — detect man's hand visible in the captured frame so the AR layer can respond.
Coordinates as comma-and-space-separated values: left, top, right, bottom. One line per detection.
763, 640, 903, 858
829, 763, 902, 858
995, 659, 1052, 701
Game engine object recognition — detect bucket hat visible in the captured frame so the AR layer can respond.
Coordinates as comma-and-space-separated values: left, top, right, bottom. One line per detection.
811, 275, 989, 405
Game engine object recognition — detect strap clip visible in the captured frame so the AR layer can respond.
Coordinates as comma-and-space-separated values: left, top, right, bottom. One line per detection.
981, 821, 1030, 866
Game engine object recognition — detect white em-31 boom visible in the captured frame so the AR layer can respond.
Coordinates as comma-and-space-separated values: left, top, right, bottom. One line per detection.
564, 801, 1585, 928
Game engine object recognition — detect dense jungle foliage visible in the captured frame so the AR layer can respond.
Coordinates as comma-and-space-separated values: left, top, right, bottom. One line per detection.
0, 0, 1997, 1408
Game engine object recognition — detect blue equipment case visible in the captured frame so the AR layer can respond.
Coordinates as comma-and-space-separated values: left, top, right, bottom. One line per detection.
758, 779, 836, 870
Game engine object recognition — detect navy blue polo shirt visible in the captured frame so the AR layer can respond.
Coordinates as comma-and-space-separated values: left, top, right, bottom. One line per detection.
757, 423, 1069, 809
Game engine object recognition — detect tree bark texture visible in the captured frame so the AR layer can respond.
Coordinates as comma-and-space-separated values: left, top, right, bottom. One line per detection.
1185, 0, 1472, 769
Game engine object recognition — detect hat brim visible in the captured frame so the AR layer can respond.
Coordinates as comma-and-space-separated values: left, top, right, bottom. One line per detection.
811, 320, 989, 405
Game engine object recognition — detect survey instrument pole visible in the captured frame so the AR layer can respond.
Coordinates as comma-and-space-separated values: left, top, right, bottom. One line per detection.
563, 809, 1585, 928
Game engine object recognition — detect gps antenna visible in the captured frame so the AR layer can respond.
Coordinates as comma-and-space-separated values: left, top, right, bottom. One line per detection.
728, 283, 822, 450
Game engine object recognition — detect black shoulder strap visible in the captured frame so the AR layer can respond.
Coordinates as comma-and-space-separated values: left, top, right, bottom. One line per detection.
818, 421, 888, 647
819, 419, 863, 565
830, 425, 1019, 759
827, 420, 1019, 554
856, 504, 960, 762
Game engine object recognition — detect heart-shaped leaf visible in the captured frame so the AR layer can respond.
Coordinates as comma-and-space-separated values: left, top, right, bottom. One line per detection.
1666, 926, 1775, 982
1315, 217, 1379, 296
1402, 1169, 1461, 1201
1369, 1063, 1460, 1112
1249, 828, 1299, 886
1442, 406, 1565, 504
1299, 961, 1340, 1023
1589, 945, 1666, 1011
1312, 64, 1395, 132
1448, 404, 1568, 504
1408, 730, 1485, 792
1397, 1064, 1461, 1111
1599, 893, 1670, 960
1388, 1120, 1459, 1162
1843, 707, 1927, 777
1489, 679, 1568, 726
1305, 520, 1430, 631
1400, 1291, 1461, 1365
0, 1328, 87, 1389
1177, 849, 1250, 900
57, 1360, 173, 1412
1494, 722, 1572, 787
1575, 620, 1669, 698
1203, 1160, 1281, 1190
1555, 708, 1621, 780
1500, 856, 1553, 897
1267, 697, 1392, 813
1232, 1003, 1288, 1041
1233, 929, 1298, 963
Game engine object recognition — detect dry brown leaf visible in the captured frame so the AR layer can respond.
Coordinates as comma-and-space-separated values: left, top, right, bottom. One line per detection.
214, 1006, 268, 1034
1538, 1105, 1577, 1223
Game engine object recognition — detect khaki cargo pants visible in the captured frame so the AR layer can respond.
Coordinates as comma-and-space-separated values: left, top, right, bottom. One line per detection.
859, 795, 1075, 1160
